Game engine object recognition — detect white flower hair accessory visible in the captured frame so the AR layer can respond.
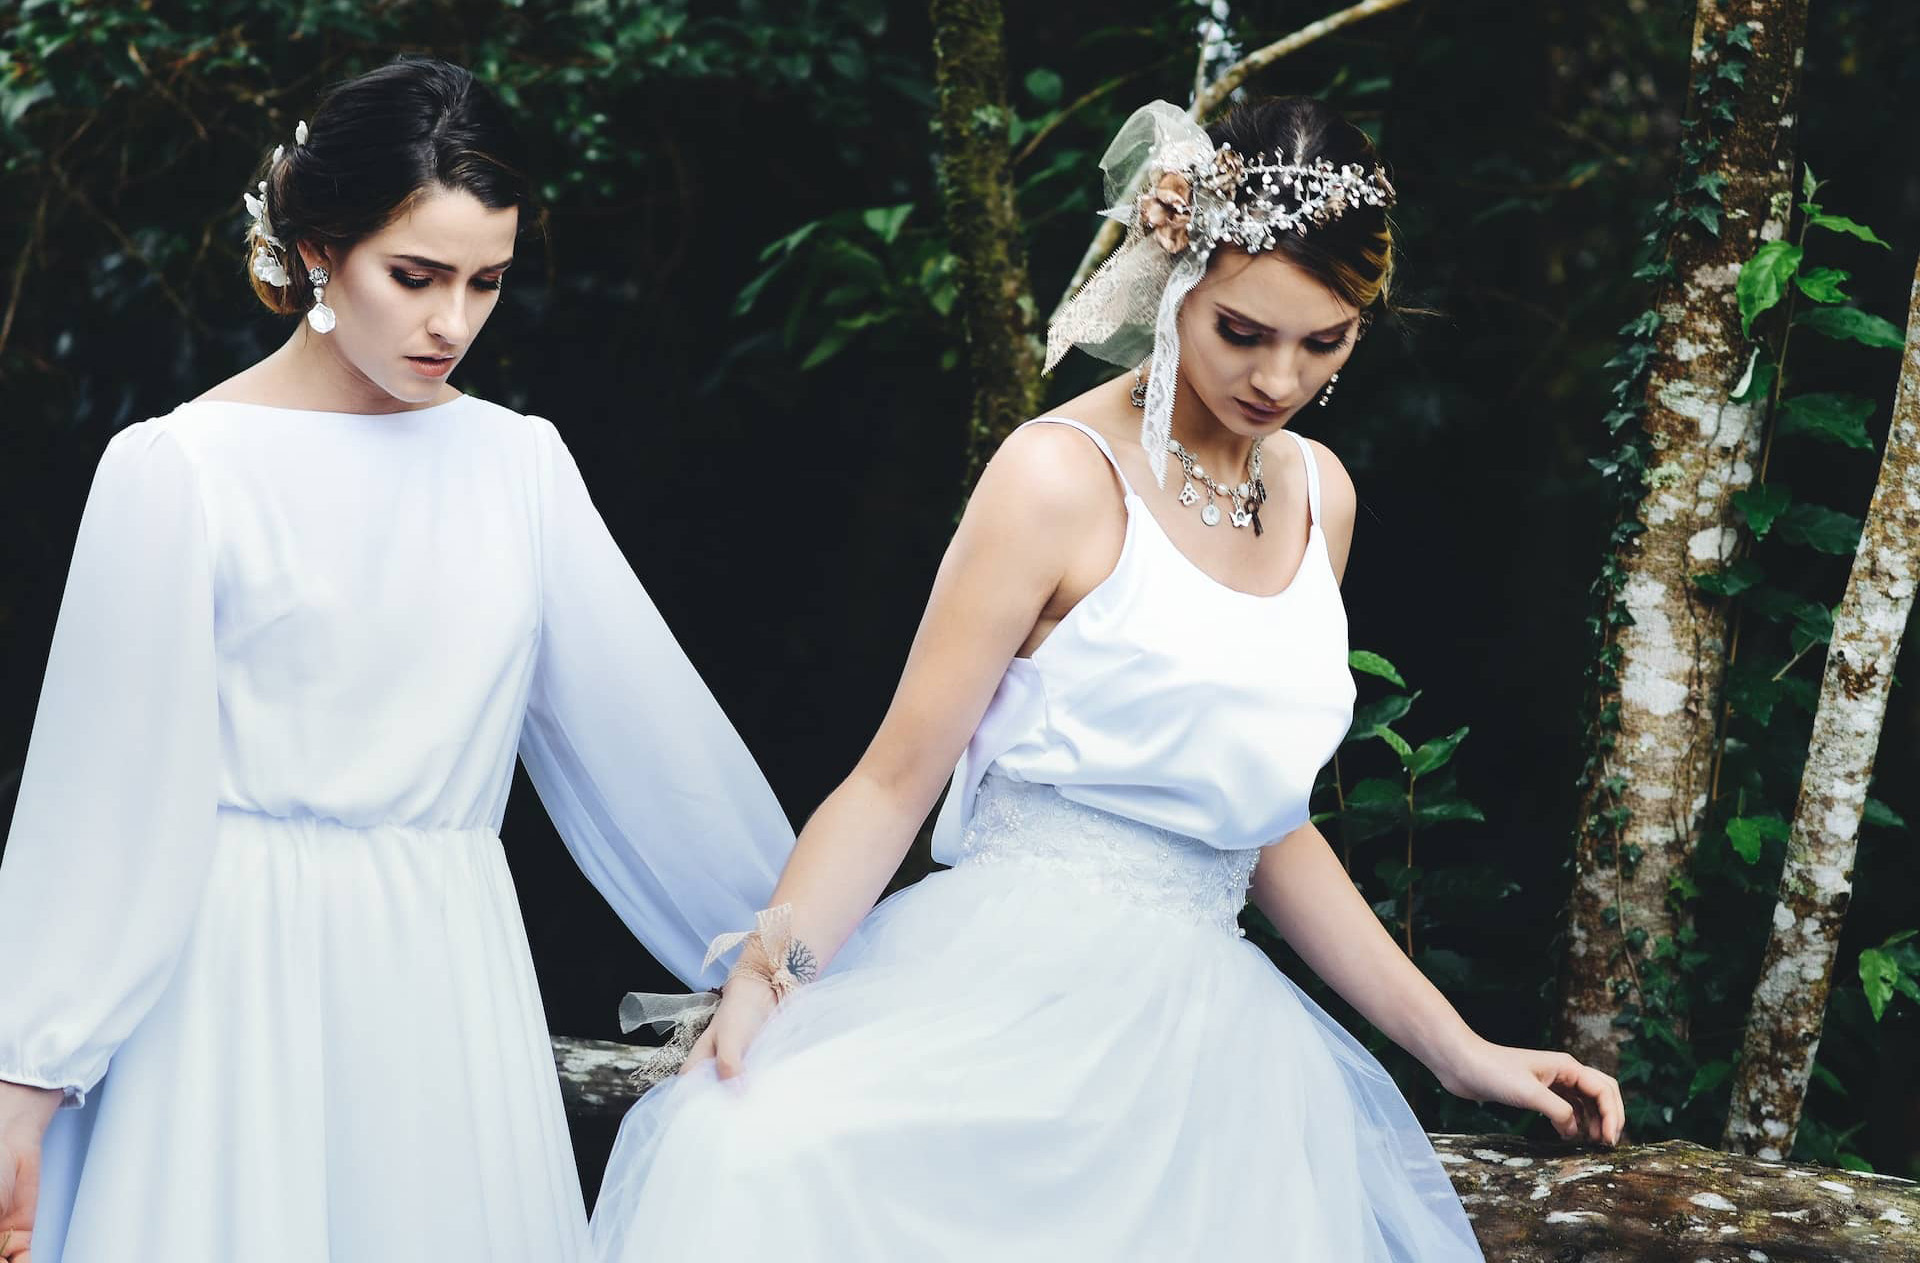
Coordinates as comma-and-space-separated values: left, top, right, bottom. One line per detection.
1046, 101, 1395, 487
243, 120, 309, 290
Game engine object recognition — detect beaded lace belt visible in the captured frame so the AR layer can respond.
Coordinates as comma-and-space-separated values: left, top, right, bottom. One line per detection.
952, 773, 1258, 935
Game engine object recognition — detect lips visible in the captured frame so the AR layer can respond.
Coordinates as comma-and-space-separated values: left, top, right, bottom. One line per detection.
406, 354, 457, 379
1235, 397, 1286, 422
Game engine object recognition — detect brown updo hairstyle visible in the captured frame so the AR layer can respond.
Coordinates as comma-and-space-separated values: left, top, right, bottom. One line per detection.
245, 56, 536, 315
1204, 96, 1398, 324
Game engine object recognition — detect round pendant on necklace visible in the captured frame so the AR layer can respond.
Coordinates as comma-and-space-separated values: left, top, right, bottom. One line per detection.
1201, 502, 1222, 527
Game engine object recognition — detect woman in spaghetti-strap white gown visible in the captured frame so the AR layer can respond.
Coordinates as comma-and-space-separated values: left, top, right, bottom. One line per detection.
592, 97, 1621, 1262
0, 60, 791, 1263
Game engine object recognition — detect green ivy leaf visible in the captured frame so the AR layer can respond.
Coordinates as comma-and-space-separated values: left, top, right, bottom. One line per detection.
1727, 663, 1783, 725
1729, 351, 1777, 404
1807, 213, 1890, 248
1733, 484, 1792, 537
1790, 603, 1836, 655
1801, 163, 1818, 200
1795, 305, 1905, 349
1726, 815, 1789, 864
1778, 393, 1876, 451
1736, 241, 1802, 335
1349, 650, 1407, 688
1692, 558, 1764, 597
1794, 266, 1852, 304
1775, 503, 1863, 555
1859, 935, 1920, 1021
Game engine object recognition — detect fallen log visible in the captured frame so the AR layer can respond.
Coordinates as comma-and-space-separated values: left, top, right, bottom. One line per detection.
553, 1037, 1920, 1259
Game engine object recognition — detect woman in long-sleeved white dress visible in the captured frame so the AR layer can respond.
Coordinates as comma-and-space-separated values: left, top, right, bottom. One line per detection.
0, 57, 793, 1263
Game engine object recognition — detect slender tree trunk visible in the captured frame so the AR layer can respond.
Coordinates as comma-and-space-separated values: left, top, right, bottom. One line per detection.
1557, 0, 1810, 1072
929, 0, 1043, 491
1723, 257, 1920, 1157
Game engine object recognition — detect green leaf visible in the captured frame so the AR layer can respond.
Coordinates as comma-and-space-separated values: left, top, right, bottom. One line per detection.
1778, 393, 1876, 451
1737, 241, 1802, 336
1348, 778, 1406, 810
1375, 727, 1414, 762
1349, 650, 1406, 688
1790, 603, 1836, 655
1348, 693, 1414, 742
1796, 305, 1905, 349
1863, 798, 1907, 830
1413, 799, 1486, 826
1800, 163, 1818, 200
1726, 815, 1789, 863
1775, 504, 1863, 556
1405, 726, 1470, 778
799, 324, 855, 370
1023, 68, 1063, 106
1795, 267, 1852, 304
1686, 1059, 1732, 1104
1807, 213, 1890, 248
1693, 558, 1764, 597
1859, 945, 1913, 1021
860, 203, 914, 244
1733, 484, 1791, 537
1729, 350, 1777, 403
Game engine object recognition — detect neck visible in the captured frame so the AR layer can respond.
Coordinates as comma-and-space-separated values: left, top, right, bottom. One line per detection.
1166, 373, 1257, 477
262, 327, 440, 415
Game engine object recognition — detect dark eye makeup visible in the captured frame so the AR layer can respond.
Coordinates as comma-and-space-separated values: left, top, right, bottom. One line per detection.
1214, 315, 1349, 354
389, 269, 504, 293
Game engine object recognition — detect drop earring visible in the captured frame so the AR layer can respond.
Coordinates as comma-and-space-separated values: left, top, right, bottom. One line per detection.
307, 265, 336, 334
1318, 370, 1340, 407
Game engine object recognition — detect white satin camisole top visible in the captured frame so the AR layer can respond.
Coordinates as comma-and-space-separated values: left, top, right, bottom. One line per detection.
928, 417, 1357, 861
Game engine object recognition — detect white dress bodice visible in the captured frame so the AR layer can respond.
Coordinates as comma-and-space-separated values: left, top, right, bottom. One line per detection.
930, 417, 1356, 861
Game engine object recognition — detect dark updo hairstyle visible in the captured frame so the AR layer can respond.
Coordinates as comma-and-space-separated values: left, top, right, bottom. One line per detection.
246, 56, 536, 315
1205, 96, 1397, 321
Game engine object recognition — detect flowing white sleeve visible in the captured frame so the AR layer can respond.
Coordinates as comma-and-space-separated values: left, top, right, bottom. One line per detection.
0, 423, 219, 1106
518, 418, 793, 988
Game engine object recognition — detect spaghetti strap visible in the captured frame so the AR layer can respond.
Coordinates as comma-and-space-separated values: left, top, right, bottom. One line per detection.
1283, 430, 1321, 526
1018, 416, 1137, 500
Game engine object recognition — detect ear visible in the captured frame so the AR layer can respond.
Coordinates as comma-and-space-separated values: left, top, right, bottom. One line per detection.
294, 241, 332, 279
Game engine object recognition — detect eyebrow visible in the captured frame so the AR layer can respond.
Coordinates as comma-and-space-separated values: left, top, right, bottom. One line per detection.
390, 254, 514, 273
1216, 303, 1353, 338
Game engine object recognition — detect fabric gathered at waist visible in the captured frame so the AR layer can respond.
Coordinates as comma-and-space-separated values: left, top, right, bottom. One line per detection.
950, 772, 1258, 935
214, 803, 500, 841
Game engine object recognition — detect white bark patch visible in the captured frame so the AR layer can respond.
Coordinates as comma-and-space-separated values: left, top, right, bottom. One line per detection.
1689, 525, 1740, 562
1620, 575, 1693, 716
1691, 1191, 1738, 1212
1546, 1210, 1608, 1224
1673, 336, 1711, 362
1692, 261, 1741, 291
1817, 1179, 1856, 1196
1883, 1207, 1915, 1227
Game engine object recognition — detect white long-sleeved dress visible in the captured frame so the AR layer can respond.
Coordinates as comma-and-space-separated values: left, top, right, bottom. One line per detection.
0, 393, 794, 1261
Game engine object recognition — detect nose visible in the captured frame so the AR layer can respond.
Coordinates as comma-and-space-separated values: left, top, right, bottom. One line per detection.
426, 290, 471, 347
1248, 352, 1303, 407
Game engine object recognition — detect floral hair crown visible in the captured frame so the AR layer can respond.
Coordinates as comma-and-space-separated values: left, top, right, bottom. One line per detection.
1135, 142, 1396, 259
243, 119, 309, 289
1046, 101, 1395, 489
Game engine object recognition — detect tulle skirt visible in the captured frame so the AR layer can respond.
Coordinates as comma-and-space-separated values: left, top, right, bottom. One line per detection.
591, 775, 1483, 1261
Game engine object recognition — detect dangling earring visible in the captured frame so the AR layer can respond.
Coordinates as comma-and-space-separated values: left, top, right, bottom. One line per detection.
1318, 370, 1340, 407
306, 265, 336, 334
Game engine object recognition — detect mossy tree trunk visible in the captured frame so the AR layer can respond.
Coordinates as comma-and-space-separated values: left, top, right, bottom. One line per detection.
1557, 0, 1811, 1073
930, 0, 1043, 492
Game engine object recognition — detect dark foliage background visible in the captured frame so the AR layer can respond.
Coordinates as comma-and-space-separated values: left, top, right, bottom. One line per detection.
3, 0, 1917, 1198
